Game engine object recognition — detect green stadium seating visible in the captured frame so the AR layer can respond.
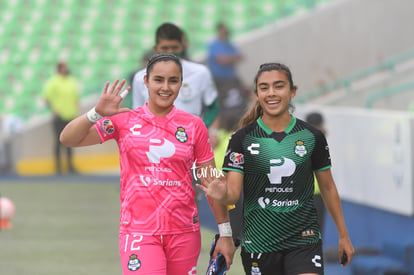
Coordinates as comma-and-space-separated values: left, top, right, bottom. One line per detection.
0, 0, 336, 122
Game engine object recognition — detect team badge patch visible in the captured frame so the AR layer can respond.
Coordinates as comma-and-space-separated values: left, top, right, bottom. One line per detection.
294, 140, 307, 157
175, 126, 188, 143
230, 152, 244, 165
251, 262, 262, 275
100, 119, 114, 136
127, 254, 141, 271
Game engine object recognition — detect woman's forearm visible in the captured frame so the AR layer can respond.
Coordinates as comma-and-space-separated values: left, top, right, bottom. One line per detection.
223, 171, 243, 205
60, 114, 100, 147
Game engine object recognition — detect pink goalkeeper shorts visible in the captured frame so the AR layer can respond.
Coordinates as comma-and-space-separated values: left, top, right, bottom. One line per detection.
119, 231, 201, 275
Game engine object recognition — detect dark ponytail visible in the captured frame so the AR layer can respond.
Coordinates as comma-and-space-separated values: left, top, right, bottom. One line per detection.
239, 100, 263, 128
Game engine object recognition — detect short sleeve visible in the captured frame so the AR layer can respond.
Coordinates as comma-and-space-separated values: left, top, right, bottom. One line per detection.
222, 130, 245, 173
94, 117, 119, 143
311, 130, 332, 171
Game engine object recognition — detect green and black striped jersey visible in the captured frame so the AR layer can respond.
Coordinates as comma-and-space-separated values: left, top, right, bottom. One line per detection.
223, 116, 331, 253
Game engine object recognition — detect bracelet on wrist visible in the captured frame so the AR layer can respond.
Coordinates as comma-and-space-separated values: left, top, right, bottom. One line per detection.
218, 222, 232, 237
86, 107, 103, 123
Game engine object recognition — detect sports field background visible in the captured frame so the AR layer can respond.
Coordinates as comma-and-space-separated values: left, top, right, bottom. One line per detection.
0, 176, 244, 275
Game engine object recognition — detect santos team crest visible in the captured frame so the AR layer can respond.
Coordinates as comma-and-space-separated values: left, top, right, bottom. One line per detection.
294, 140, 307, 157
127, 254, 141, 271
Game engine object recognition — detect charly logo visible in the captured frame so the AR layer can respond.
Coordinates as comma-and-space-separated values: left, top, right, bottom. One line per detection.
294, 140, 307, 157
267, 157, 296, 184
146, 138, 175, 163
127, 254, 141, 271
312, 254, 322, 268
130, 124, 142, 135
247, 143, 260, 155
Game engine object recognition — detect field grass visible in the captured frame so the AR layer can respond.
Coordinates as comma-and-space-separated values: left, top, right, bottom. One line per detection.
0, 178, 244, 275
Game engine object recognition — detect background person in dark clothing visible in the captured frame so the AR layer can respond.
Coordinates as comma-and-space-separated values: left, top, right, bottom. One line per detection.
42, 62, 79, 174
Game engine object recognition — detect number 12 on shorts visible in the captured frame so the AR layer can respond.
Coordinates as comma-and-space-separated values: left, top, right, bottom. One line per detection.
124, 234, 143, 252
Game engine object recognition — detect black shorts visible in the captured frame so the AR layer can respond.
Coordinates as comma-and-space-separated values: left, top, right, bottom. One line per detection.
241, 240, 324, 275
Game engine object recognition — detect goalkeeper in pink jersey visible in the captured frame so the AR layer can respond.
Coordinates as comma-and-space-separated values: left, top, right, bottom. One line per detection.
60, 53, 235, 275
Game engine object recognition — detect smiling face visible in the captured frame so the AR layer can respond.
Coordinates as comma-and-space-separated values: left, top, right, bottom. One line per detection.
256, 70, 296, 120
144, 60, 182, 116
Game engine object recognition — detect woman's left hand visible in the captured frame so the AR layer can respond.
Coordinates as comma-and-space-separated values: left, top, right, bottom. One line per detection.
95, 79, 131, 116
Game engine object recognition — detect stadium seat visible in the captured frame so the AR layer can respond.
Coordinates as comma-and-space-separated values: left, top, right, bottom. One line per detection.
350, 239, 414, 275
351, 256, 408, 275
0, 0, 337, 122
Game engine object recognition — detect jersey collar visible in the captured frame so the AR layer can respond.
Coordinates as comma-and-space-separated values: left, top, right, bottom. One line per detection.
257, 115, 296, 134
143, 103, 177, 120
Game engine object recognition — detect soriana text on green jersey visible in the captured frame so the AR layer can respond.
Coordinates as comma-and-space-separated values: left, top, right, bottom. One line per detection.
222, 116, 332, 253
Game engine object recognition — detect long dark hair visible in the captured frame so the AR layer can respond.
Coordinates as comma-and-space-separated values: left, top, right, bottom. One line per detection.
239, 62, 296, 128
146, 53, 183, 80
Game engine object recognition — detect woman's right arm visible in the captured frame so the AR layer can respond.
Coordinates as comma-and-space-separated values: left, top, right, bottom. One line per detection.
60, 115, 101, 147
60, 79, 130, 148
223, 171, 244, 205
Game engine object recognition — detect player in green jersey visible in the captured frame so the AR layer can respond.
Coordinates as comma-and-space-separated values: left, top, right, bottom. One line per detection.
198, 62, 354, 275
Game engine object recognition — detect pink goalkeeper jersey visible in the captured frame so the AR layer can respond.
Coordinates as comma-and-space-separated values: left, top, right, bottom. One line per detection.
95, 104, 214, 235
